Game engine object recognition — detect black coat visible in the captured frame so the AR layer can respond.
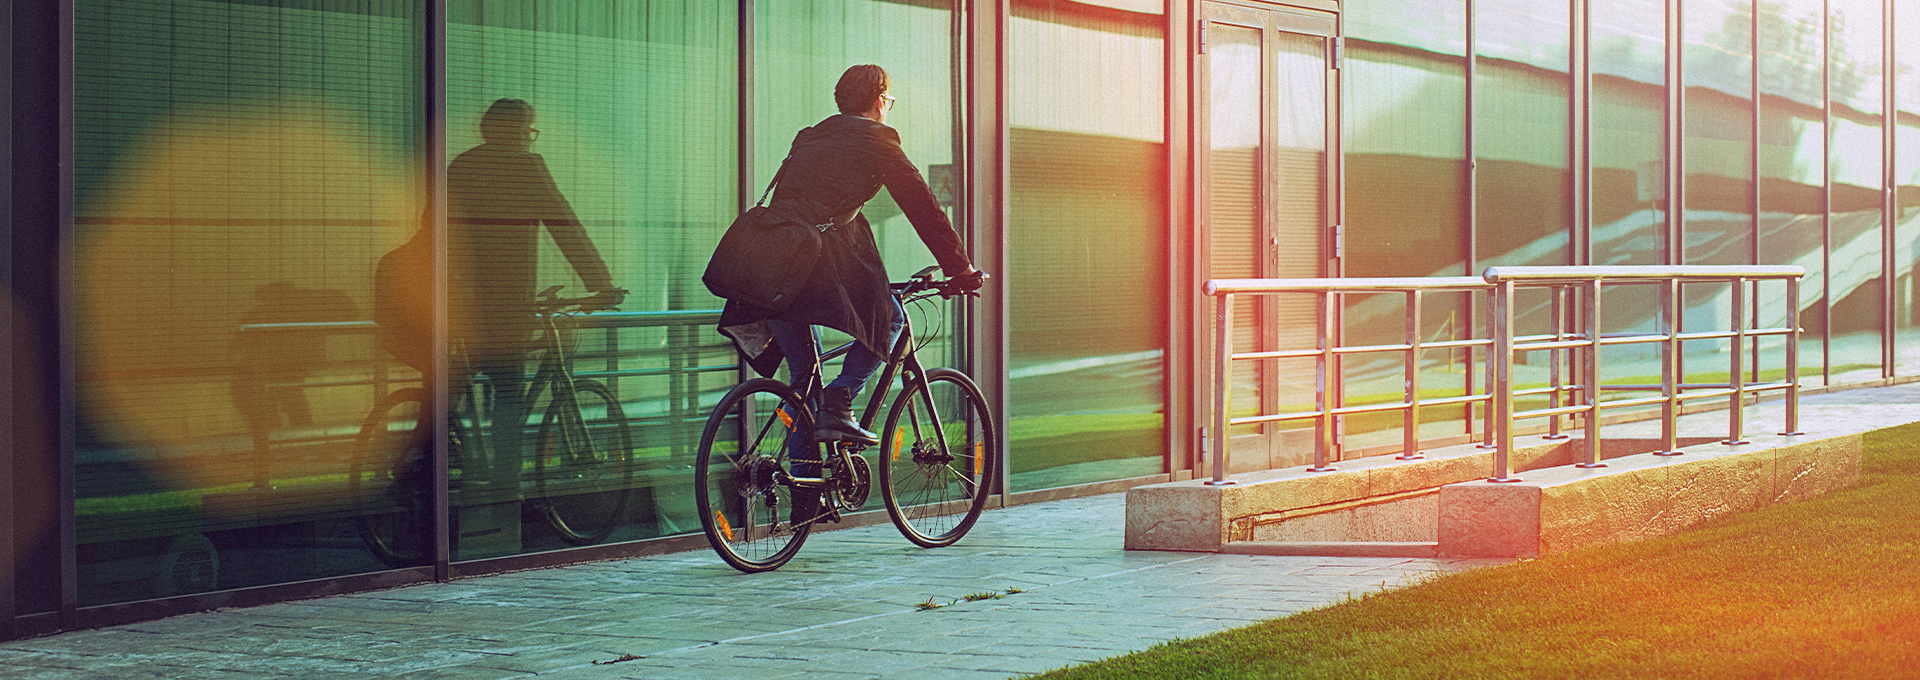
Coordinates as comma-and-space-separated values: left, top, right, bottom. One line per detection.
718, 114, 972, 378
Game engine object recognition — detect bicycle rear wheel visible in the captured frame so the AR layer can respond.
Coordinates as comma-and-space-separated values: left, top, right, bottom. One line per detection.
695, 378, 812, 572
533, 379, 635, 545
879, 368, 997, 547
348, 387, 433, 567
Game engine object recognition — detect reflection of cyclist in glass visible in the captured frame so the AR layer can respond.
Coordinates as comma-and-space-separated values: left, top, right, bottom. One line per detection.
450, 98, 623, 492
717, 65, 987, 514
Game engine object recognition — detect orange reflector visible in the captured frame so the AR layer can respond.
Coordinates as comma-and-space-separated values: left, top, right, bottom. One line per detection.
776, 407, 794, 430
974, 441, 984, 475
715, 511, 736, 542
892, 428, 906, 461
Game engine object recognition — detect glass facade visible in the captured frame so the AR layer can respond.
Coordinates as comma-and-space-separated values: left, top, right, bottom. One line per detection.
13, 0, 1920, 634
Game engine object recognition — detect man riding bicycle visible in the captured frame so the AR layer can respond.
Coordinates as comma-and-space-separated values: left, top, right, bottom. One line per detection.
716, 65, 987, 516
449, 99, 624, 492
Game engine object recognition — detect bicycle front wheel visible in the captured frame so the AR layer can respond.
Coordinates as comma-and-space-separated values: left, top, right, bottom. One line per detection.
879, 368, 998, 547
533, 380, 635, 545
695, 378, 812, 572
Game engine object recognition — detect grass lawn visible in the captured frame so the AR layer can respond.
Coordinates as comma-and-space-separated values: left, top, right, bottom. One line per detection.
1038, 422, 1920, 679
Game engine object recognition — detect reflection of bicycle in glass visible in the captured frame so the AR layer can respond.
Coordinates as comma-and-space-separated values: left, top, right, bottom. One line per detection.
349, 286, 635, 566
696, 267, 999, 572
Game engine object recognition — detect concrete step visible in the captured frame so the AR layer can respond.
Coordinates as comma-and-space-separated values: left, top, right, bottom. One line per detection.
1221, 541, 1439, 558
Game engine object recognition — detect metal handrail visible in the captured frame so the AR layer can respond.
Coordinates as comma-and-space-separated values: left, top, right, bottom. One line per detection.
1481, 265, 1805, 481
1202, 265, 1806, 487
1205, 277, 1495, 486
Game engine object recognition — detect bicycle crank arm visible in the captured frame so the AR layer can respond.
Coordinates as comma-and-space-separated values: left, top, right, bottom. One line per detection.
785, 476, 830, 490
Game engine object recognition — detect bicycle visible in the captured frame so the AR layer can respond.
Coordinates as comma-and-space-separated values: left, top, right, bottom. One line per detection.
348, 286, 637, 566
694, 267, 999, 572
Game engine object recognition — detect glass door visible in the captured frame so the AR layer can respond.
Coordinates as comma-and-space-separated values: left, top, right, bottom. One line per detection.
1199, 1, 1337, 470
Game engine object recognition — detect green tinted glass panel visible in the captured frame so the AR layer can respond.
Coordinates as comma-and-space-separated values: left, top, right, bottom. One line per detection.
1896, 0, 1920, 376
1008, 0, 1166, 489
751, 0, 963, 510
445, 0, 737, 560
1827, 0, 1885, 383
1346, 0, 1476, 443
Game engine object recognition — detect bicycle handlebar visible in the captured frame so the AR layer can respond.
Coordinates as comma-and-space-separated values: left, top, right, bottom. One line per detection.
891, 265, 984, 300
534, 285, 628, 314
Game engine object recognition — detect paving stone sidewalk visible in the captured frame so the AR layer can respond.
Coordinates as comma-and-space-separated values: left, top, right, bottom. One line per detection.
0, 493, 1505, 679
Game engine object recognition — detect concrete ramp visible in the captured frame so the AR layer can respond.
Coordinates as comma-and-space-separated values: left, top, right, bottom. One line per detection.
1126, 404, 1876, 558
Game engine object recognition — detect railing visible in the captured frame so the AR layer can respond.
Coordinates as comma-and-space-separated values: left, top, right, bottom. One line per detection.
1204, 277, 1496, 486
1480, 265, 1804, 481
235, 309, 729, 490
1203, 265, 1806, 486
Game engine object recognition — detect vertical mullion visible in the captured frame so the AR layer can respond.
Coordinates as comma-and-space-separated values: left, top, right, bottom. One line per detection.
1666, 0, 1683, 266
1167, 0, 1196, 477
1751, 0, 1763, 382
1, 0, 15, 641
1573, 0, 1590, 266
427, 0, 450, 580
966, 0, 1010, 502
1466, 0, 1477, 274
1464, 0, 1480, 441
739, 0, 754, 214
57, 0, 77, 628
1822, 0, 1833, 385
1750, 1, 1760, 270
1886, 0, 1898, 378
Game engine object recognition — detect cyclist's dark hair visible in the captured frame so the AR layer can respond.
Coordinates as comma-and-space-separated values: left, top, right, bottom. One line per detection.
480, 98, 534, 143
835, 65, 890, 115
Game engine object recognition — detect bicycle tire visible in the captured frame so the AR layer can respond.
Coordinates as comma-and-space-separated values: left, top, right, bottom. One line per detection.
694, 377, 813, 572
878, 368, 998, 548
533, 379, 635, 545
347, 387, 433, 567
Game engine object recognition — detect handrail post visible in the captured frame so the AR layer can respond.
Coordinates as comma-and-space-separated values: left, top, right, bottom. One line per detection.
1578, 279, 1606, 468
1655, 277, 1683, 455
1491, 280, 1521, 482
1399, 290, 1424, 460
1479, 288, 1497, 450
1725, 277, 1749, 445
1311, 290, 1337, 472
1782, 276, 1803, 436
1544, 285, 1570, 440
1208, 292, 1235, 486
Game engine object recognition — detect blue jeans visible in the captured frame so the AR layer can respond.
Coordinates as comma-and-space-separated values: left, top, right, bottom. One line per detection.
764, 299, 905, 400
766, 299, 904, 476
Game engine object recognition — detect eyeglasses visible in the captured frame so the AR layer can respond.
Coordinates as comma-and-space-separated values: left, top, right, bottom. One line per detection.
879, 94, 896, 111
528, 128, 541, 141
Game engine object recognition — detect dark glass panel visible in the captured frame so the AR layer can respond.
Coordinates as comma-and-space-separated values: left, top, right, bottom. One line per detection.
1008, 0, 1166, 488
72, 0, 426, 604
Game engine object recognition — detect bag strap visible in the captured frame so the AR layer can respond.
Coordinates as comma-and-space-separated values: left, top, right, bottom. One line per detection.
759, 127, 862, 232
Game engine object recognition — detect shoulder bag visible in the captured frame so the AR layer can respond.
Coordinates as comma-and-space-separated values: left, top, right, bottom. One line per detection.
702, 146, 857, 312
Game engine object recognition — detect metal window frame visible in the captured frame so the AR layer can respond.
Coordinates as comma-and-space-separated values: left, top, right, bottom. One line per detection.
1, 0, 14, 642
